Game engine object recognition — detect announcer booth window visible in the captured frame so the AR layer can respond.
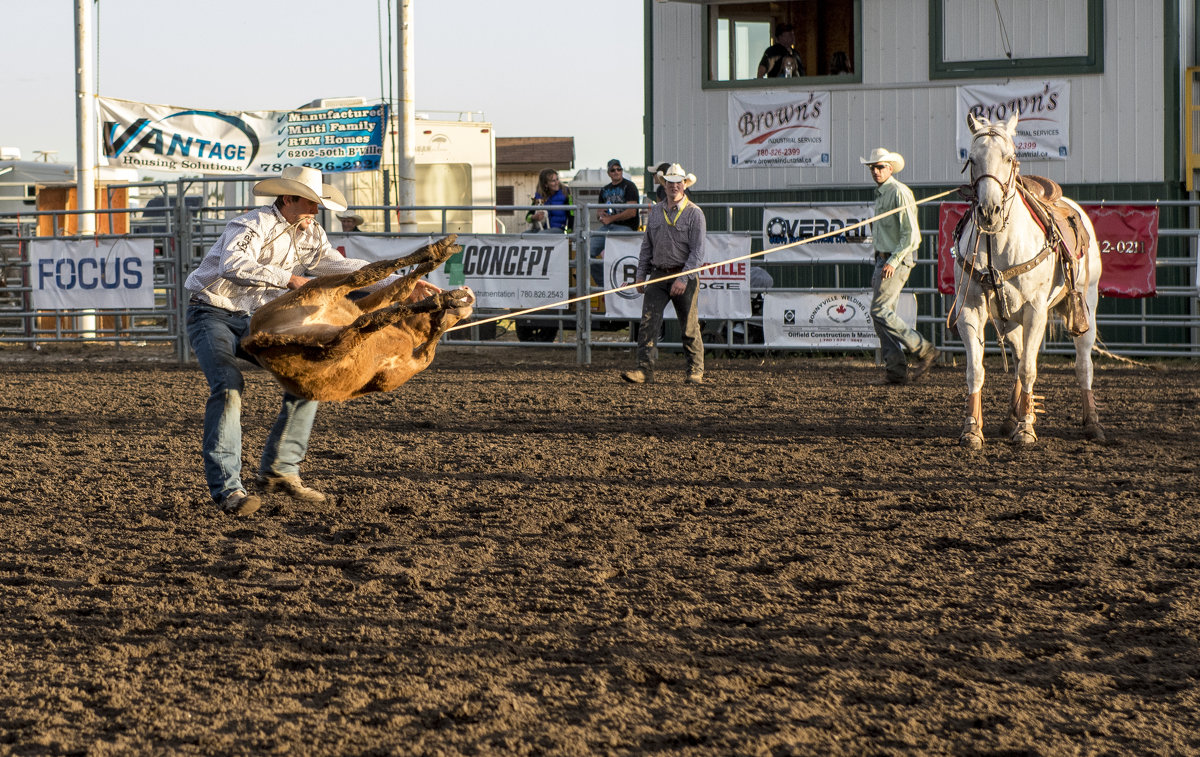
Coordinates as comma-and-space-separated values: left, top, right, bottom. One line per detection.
702, 0, 861, 89
929, 0, 1103, 79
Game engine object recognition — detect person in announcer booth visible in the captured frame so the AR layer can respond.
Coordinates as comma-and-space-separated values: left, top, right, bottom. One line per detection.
184, 166, 438, 517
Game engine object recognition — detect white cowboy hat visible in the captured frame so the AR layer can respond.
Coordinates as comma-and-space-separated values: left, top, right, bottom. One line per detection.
859, 148, 905, 173
337, 211, 365, 224
656, 163, 697, 189
253, 166, 348, 212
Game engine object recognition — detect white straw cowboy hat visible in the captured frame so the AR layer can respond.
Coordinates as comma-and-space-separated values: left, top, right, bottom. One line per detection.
337, 211, 365, 224
859, 148, 905, 173
656, 163, 697, 189
253, 166, 348, 212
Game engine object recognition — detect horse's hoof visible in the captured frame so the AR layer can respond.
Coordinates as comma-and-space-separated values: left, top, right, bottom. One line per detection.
959, 432, 984, 451
1010, 427, 1038, 445
1084, 422, 1106, 442
999, 416, 1017, 437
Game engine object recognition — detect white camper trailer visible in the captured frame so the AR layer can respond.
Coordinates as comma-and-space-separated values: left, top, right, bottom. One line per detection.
313, 102, 497, 234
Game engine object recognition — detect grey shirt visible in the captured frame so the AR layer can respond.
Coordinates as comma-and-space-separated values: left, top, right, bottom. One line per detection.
636, 199, 706, 282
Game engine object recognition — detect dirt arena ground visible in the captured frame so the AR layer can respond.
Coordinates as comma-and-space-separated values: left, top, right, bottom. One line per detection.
0, 345, 1197, 756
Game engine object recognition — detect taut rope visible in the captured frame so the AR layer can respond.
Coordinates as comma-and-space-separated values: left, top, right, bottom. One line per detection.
444, 188, 957, 334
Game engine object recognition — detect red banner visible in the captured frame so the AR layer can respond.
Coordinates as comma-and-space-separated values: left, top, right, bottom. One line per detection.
936, 204, 1159, 298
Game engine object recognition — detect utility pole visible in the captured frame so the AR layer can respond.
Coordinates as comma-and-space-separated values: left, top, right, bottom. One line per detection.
396, 0, 416, 233
74, 0, 96, 236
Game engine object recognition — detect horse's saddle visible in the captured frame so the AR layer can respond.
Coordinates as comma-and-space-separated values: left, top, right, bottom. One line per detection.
1017, 175, 1089, 263
1017, 174, 1092, 336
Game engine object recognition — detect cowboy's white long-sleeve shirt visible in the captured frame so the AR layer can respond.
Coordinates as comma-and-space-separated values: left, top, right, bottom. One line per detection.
185, 205, 371, 313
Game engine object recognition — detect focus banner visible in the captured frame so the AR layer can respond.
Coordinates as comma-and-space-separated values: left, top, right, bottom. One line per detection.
728, 91, 830, 168
99, 96, 387, 175
30, 239, 155, 310
936, 204, 1159, 298
763, 290, 915, 349
339, 234, 570, 310
762, 205, 874, 262
602, 235, 751, 320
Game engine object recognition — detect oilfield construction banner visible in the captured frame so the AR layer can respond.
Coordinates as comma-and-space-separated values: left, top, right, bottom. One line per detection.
956, 80, 1070, 161
338, 234, 570, 310
762, 290, 916, 349
728, 91, 830, 168
762, 205, 874, 262
29, 238, 155, 311
601, 235, 751, 320
99, 96, 387, 175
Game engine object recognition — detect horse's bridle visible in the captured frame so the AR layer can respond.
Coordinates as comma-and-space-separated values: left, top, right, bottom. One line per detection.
962, 126, 1019, 234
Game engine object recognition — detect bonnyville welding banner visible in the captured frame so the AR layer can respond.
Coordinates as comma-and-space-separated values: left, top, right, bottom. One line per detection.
729, 91, 830, 168
762, 205, 874, 262
763, 291, 916, 349
99, 96, 387, 175
601, 235, 751, 320
337, 234, 570, 310
29, 239, 155, 310
956, 80, 1070, 161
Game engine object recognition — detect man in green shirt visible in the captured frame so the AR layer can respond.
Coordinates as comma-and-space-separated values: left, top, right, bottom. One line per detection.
861, 148, 939, 384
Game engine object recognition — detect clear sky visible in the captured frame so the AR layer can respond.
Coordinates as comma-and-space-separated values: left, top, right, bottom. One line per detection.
0, 0, 646, 173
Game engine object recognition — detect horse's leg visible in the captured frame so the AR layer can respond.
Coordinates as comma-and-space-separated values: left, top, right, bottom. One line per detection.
1075, 253, 1105, 442
355, 236, 461, 311
1009, 303, 1048, 446
956, 285, 987, 450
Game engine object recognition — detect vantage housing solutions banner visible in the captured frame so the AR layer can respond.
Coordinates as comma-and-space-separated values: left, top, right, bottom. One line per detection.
99, 96, 387, 175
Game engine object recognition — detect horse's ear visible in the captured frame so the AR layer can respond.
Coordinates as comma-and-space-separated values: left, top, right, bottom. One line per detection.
966, 113, 983, 133
1004, 112, 1020, 136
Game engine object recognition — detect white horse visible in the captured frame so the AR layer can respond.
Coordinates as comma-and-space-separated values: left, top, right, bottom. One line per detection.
953, 112, 1105, 449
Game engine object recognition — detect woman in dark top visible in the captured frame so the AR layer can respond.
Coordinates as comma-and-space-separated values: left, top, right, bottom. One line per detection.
528, 168, 572, 233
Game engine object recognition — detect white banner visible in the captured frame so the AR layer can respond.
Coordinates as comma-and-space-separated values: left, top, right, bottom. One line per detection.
763, 291, 915, 348
99, 96, 388, 175
762, 205, 874, 262
30, 239, 155, 310
602, 235, 751, 320
728, 91, 830, 168
956, 80, 1071, 161
338, 234, 569, 310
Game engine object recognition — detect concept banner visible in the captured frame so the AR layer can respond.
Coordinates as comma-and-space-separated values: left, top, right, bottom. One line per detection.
339, 234, 569, 310
99, 96, 387, 175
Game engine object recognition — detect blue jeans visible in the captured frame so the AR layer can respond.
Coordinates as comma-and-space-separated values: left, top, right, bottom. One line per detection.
870, 257, 932, 379
186, 303, 319, 502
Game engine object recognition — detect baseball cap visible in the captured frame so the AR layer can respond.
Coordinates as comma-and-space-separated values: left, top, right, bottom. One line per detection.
607, 159, 623, 170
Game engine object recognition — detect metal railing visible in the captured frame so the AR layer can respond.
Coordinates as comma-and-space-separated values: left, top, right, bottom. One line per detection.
2, 181, 1196, 362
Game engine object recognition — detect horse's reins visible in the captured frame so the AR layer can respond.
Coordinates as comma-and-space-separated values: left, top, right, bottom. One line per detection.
950, 126, 1054, 370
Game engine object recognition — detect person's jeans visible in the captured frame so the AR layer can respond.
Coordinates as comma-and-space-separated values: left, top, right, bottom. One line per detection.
635, 273, 704, 375
870, 257, 931, 379
186, 303, 319, 502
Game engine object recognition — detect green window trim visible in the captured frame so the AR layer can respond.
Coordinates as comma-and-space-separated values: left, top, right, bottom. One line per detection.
928, 0, 1104, 80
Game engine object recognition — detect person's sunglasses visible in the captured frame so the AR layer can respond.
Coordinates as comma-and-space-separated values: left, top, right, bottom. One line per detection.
608, 167, 622, 173
870, 164, 889, 171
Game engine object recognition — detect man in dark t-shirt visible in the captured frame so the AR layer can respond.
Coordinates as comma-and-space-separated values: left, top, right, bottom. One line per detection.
757, 23, 805, 78
590, 158, 640, 259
